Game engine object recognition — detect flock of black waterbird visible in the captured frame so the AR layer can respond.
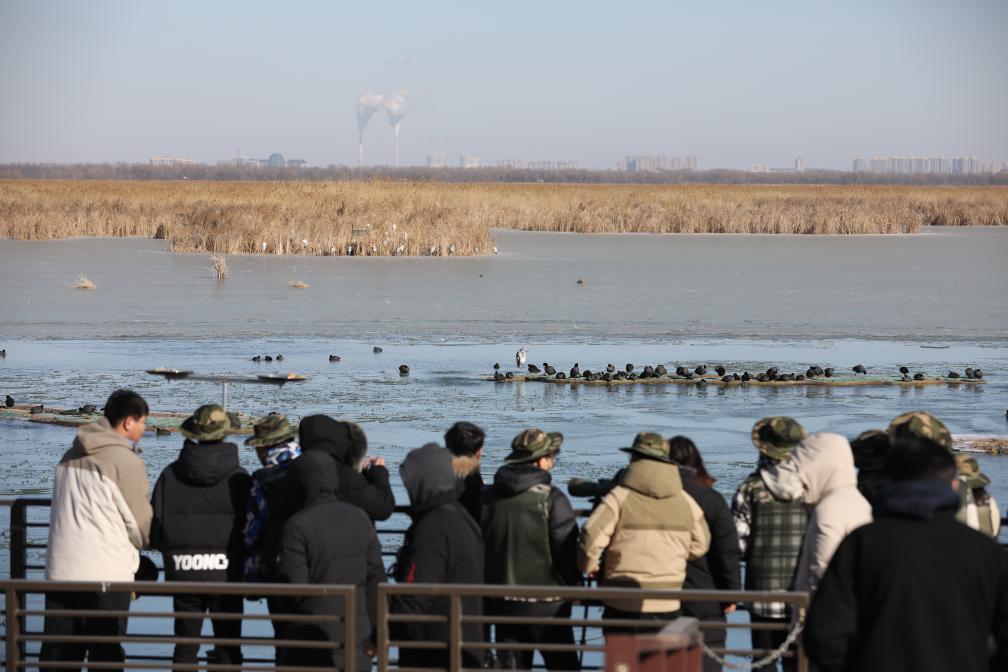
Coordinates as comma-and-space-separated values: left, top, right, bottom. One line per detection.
489, 360, 986, 385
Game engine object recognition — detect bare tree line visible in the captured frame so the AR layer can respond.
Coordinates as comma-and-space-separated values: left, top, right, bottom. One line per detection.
1, 163, 1005, 186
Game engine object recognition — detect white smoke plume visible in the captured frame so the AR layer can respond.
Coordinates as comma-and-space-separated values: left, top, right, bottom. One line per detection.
382, 89, 410, 129
356, 91, 385, 134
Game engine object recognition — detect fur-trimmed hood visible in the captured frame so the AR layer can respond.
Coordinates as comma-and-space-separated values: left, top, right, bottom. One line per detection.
452, 454, 481, 479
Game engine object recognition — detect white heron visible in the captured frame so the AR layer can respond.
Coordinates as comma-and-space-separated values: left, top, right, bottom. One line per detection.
516, 348, 527, 367
492, 246, 498, 255
302, 239, 308, 246
261, 242, 268, 252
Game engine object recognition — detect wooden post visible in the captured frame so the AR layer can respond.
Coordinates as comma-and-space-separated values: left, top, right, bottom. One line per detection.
6, 588, 21, 672
344, 588, 357, 672
377, 586, 389, 672
449, 593, 462, 672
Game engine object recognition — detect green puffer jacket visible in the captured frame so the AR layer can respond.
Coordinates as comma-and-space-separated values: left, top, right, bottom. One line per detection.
481, 463, 580, 594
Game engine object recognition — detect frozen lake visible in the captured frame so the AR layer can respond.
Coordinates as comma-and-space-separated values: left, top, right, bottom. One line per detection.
1, 226, 1006, 341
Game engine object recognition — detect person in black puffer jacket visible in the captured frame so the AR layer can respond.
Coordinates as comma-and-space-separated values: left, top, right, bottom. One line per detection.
298, 415, 395, 522
276, 451, 384, 671
150, 405, 252, 666
392, 443, 484, 669
668, 436, 741, 672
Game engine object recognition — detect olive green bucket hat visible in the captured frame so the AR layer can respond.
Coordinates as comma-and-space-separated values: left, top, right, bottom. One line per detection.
180, 404, 240, 442
620, 432, 673, 463
245, 413, 297, 448
954, 454, 991, 489
887, 411, 953, 451
505, 428, 563, 464
752, 416, 807, 461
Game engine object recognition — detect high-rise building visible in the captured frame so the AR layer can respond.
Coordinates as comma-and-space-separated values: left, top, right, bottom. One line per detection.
852, 156, 867, 172
460, 155, 480, 169
150, 157, 198, 166
617, 155, 697, 172
427, 153, 447, 168
854, 154, 1000, 175
795, 157, 805, 172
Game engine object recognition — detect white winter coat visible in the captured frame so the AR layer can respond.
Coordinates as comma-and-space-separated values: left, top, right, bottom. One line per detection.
792, 432, 872, 592
46, 418, 153, 581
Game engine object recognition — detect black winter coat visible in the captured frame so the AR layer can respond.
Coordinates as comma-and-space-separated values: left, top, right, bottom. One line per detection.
458, 469, 484, 522
276, 452, 384, 671
299, 415, 395, 521
805, 479, 1008, 672
150, 440, 252, 582
392, 443, 484, 669
482, 463, 580, 587
678, 467, 741, 619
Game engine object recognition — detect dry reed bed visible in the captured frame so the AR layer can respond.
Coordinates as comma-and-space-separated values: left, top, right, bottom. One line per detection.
1, 180, 1005, 256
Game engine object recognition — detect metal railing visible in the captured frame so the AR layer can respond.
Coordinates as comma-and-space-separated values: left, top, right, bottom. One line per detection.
376, 583, 810, 672
2, 578, 357, 672
0, 578, 808, 672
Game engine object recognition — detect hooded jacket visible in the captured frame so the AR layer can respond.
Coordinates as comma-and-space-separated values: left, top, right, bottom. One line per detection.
46, 418, 154, 581
150, 440, 252, 582
298, 415, 395, 521
804, 479, 1008, 672
732, 454, 808, 619
276, 451, 383, 671
481, 462, 580, 590
391, 443, 484, 668
578, 458, 710, 612
792, 433, 872, 592
677, 466, 742, 619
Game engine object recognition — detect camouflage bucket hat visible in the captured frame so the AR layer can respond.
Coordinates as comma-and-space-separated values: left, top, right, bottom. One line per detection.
245, 413, 297, 448
620, 432, 672, 463
505, 428, 563, 464
752, 416, 807, 461
180, 404, 240, 442
887, 411, 952, 451
954, 454, 991, 489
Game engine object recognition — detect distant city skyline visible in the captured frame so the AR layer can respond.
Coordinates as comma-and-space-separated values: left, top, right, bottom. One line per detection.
2, 1, 1005, 170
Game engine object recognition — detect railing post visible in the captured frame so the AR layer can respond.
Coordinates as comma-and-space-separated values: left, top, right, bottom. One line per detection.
449, 593, 462, 672
10, 499, 28, 579
345, 587, 357, 672
377, 585, 389, 672
6, 588, 21, 672
796, 604, 809, 672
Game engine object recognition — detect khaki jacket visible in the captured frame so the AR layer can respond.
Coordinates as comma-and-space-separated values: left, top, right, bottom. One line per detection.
578, 459, 710, 612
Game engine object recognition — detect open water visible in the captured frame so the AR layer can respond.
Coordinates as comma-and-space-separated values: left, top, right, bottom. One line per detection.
1, 227, 1007, 666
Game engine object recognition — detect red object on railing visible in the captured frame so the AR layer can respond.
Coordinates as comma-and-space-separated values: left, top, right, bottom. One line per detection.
605, 617, 704, 672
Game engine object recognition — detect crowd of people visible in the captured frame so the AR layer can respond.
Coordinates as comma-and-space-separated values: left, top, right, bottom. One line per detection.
37, 388, 1008, 672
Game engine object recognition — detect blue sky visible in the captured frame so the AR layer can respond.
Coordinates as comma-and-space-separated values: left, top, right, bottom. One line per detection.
1, 0, 1005, 169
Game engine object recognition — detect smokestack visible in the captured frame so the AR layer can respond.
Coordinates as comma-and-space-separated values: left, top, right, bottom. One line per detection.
393, 123, 401, 167
383, 89, 409, 168
355, 91, 384, 168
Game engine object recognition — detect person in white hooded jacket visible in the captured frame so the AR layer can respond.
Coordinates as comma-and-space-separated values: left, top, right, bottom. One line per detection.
42, 389, 153, 668
791, 432, 872, 593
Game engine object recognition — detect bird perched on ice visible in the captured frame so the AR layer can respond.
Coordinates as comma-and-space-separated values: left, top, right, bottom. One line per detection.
516, 348, 527, 367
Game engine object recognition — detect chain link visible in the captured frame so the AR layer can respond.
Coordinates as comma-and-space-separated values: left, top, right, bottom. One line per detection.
701, 616, 804, 671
